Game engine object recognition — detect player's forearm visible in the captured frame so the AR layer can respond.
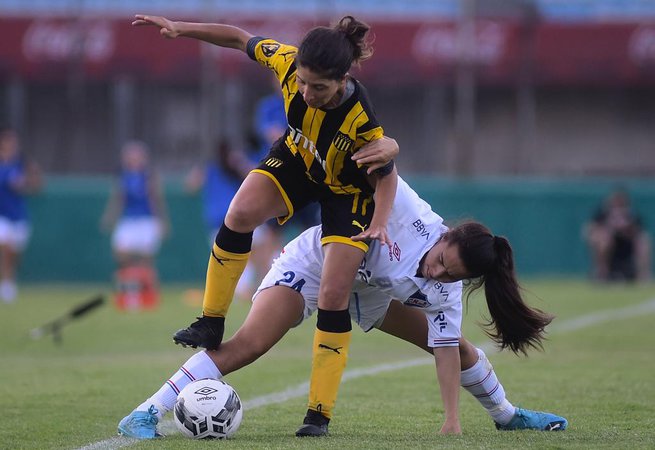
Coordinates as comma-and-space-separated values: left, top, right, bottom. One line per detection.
175, 22, 252, 51
434, 346, 461, 425
369, 165, 397, 227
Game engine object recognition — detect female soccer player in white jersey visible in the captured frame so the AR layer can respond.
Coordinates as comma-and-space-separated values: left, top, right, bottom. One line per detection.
118, 177, 567, 439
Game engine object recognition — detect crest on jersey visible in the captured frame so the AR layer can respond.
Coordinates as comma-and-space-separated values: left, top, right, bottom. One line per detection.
261, 43, 280, 57
404, 289, 431, 308
332, 131, 354, 153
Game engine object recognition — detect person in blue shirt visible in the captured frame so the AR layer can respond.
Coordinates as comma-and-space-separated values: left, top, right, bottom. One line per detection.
186, 138, 281, 300
251, 81, 288, 163
0, 126, 42, 303
185, 139, 251, 243
101, 141, 169, 268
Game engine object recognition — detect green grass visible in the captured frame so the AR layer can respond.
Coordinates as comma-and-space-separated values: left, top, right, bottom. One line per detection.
1, 280, 655, 449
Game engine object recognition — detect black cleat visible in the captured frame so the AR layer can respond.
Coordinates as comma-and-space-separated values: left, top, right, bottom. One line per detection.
173, 316, 225, 350
295, 409, 329, 437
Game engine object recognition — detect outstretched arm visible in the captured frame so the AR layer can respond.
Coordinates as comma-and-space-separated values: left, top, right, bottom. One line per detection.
433, 346, 462, 435
132, 15, 253, 52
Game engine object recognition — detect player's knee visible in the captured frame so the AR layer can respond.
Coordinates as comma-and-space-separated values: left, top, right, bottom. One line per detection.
318, 284, 350, 310
225, 203, 262, 231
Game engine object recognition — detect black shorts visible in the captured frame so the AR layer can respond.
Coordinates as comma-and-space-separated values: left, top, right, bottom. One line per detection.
251, 141, 375, 251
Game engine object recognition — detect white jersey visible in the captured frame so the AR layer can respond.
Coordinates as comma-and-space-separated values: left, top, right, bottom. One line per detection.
255, 177, 463, 348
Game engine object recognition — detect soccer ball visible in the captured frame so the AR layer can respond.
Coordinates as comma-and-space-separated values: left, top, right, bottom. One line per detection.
173, 378, 243, 439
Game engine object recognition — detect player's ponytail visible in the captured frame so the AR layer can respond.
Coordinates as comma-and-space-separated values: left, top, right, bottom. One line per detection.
444, 222, 554, 355
334, 16, 373, 64
297, 16, 373, 80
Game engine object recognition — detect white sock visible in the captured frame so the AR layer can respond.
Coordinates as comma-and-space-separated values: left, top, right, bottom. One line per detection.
460, 347, 516, 425
136, 351, 222, 418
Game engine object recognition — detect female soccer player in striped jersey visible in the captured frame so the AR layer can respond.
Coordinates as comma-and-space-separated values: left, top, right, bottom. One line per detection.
118, 177, 567, 439
133, 15, 399, 425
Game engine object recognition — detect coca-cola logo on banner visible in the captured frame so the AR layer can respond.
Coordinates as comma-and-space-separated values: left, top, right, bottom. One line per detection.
629, 25, 655, 66
412, 20, 507, 66
23, 19, 115, 63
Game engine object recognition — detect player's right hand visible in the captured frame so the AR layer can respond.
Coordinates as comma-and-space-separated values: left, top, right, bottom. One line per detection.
132, 15, 180, 39
352, 136, 399, 174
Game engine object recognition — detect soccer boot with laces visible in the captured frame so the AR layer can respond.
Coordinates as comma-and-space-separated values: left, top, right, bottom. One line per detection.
117, 405, 162, 439
496, 407, 568, 431
173, 316, 225, 350
295, 409, 330, 437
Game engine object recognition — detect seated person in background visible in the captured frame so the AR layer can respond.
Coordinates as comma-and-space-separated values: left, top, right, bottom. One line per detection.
584, 189, 651, 282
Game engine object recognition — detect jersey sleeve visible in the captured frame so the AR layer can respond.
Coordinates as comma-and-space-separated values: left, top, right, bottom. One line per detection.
425, 285, 462, 348
355, 121, 384, 151
246, 37, 298, 87
353, 83, 384, 151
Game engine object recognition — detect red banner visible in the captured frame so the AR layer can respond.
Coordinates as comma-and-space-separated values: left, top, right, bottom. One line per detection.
1, 17, 654, 85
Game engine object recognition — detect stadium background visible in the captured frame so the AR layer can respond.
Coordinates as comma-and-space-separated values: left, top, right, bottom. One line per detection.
1, 0, 654, 282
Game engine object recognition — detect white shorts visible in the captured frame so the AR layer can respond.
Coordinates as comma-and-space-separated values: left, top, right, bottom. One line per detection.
253, 227, 392, 332
112, 217, 162, 256
0, 217, 31, 251
254, 224, 463, 348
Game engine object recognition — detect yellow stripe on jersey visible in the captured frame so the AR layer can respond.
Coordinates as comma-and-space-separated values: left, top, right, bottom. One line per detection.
301, 108, 327, 171
355, 127, 385, 152
324, 104, 364, 188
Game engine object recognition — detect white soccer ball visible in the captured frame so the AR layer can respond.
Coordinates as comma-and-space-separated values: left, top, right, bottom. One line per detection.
173, 378, 243, 439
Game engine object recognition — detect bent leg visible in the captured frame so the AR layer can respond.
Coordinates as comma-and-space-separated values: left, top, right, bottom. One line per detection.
122, 285, 304, 438
176, 172, 290, 349
205, 171, 289, 317
207, 286, 305, 375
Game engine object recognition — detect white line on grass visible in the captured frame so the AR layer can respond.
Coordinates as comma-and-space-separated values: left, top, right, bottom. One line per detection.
77, 297, 655, 450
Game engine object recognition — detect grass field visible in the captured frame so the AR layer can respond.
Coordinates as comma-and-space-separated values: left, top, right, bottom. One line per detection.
2, 280, 655, 449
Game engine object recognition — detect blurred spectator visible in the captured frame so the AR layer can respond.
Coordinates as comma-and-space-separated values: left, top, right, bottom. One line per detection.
584, 189, 651, 282
185, 138, 280, 300
101, 140, 169, 268
185, 139, 251, 242
0, 126, 42, 303
251, 78, 288, 163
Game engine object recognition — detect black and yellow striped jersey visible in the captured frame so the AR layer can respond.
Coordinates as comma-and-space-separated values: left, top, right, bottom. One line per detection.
247, 37, 384, 195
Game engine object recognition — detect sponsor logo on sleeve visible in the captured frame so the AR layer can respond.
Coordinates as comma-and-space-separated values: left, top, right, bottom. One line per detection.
433, 310, 447, 332
404, 289, 431, 308
261, 43, 280, 57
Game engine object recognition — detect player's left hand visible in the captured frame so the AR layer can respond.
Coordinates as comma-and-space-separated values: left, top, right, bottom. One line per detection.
351, 223, 391, 247
439, 419, 462, 435
132, 15, 180, 39
352, 136, 399, 174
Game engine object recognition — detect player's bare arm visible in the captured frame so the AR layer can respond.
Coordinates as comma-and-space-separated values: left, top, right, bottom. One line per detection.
351, 164, 397, 247
132, 15, 253, 52
434, 346, 462, 435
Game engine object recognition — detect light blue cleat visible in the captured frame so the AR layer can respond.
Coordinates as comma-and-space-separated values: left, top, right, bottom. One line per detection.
496, 407, 568, 431
117, 405, 162, 439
